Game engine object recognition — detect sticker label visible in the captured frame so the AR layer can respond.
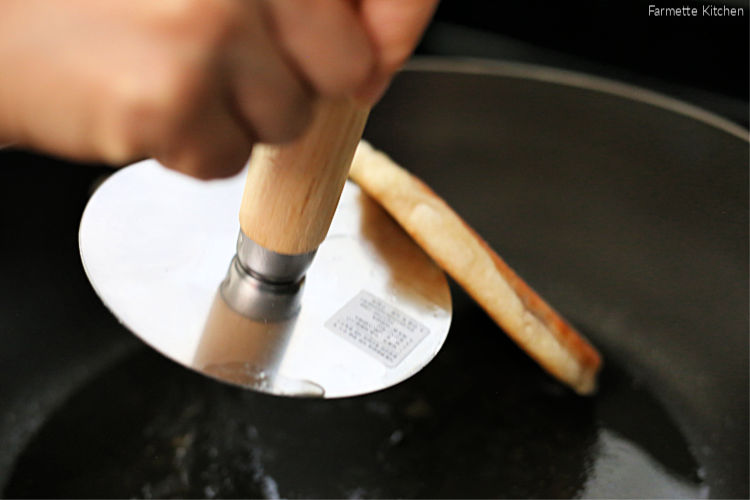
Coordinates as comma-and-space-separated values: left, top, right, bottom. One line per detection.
325, 290, 430, 368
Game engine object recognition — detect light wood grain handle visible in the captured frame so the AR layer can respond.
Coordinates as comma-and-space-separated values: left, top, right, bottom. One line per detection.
239, 99, 369, 255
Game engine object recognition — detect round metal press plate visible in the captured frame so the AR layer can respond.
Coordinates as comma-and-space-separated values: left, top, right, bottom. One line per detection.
78, 160, 452, 398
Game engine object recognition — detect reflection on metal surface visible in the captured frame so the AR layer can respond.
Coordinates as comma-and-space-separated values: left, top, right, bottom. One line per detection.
194, 291, 315, 396
194, 289, 326, 397
79, 159, 452, 398
203, 363, 325, 398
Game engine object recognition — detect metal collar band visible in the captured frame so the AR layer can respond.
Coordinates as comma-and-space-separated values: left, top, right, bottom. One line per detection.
236, 231, 317, 285
220, 256, 303, 321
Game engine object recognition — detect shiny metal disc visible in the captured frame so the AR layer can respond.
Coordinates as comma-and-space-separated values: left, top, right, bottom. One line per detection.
79, 159, 452, 398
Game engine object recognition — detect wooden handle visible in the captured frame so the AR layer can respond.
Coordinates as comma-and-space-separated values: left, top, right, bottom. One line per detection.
239, 99, 369, 255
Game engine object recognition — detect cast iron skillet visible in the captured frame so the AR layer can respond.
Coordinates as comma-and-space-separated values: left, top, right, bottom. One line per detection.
0, 60, 747, 498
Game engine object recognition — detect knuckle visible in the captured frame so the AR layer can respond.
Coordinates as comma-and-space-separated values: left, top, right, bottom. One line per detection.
157, 61, 205, 113
142, 60, 208, 135
102, 63, 206, 163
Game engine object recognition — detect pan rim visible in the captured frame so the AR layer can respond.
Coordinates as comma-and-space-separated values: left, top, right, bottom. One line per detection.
404, 56, 749, 142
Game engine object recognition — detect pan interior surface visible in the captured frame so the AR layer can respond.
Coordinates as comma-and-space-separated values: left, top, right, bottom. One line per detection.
4, 327, 706, 499
1, 60, 747, 498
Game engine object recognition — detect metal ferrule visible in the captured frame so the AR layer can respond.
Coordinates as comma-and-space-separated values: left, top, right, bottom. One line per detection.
220, 231, 317, 321
236, 231, 317, 285
220, 256, 304, 321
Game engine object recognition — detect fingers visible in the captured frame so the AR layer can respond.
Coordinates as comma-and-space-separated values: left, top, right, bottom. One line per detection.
357, 0, 439, 103
155, 0, 436, 176
360, 0, 438, 73
263, 0, 375, 97
150, 0, 312, 176
154, 91, 255, 180
224, 1, 315, 145
150, 0, 376, 176
102, 0, 315, 177
0, 0, 432, 180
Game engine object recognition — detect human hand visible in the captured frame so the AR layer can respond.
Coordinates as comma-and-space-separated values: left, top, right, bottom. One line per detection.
0, 0, 437, 179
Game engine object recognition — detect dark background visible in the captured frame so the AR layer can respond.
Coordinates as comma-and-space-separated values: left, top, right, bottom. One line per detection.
416, 0, 749, 128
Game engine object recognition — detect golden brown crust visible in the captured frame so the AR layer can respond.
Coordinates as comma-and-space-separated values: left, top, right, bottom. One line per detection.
349, 141, 602, 394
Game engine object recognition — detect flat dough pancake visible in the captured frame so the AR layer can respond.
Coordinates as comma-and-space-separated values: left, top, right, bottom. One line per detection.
349, 141, 602, 395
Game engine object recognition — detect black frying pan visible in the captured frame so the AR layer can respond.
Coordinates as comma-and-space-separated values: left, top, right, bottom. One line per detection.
1, 60, 747, 498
